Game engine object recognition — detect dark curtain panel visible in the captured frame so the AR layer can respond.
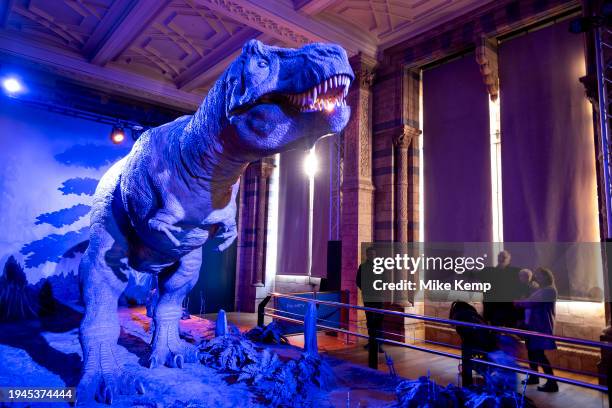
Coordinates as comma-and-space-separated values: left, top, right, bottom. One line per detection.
275, 138, 333, 277
276, 148, 310, 275
423, 53, 492, 242
499, 22, 600, 296
312, 136, 332, 277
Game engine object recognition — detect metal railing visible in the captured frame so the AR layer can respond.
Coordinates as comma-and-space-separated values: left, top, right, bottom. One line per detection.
264, 292, 612, 398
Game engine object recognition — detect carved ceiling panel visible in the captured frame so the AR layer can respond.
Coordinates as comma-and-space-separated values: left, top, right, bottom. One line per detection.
111, 0, 248, 82
323, 0, 493, 46
0, 0, 499, 109
6, 0, 112, 53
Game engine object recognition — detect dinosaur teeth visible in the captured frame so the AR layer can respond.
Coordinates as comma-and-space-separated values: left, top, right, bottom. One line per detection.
287, 75, 351, 111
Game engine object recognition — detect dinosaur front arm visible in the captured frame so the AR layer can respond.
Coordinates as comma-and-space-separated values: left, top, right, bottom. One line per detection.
148, 216, 182, 247
213, 218, 238, 252
147, 192, 185, 247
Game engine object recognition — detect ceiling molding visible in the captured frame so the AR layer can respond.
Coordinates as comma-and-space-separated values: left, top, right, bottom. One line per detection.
193, 0, 377, 58
81, 0, 136, 58
0, 32, 202, 111
382, 0, 580, 69
294, 0, 337, 15
179, 32, 281, 93
89, 0, 170, 66
377, 0, 496, 51
176, 26, 260, 91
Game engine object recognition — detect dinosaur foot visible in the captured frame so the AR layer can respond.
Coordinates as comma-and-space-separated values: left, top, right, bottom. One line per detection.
149, 326, 198, 369
78, 342, 145, 405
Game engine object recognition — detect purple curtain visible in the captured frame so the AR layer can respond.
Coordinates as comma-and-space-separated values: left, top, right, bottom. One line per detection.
499, 21, 598, 243
312, 136, 332, 277
276, 139, 332, 277
276, 148, 310, 275
423, 53, 492, 242
498, 22, 600, 297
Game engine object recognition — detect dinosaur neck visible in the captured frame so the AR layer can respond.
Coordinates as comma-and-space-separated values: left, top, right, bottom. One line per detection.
180, 75, 249, 190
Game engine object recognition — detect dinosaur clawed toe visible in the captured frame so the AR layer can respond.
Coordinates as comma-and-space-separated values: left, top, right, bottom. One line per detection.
78, 369, 145, 405
149, 335, 198, 369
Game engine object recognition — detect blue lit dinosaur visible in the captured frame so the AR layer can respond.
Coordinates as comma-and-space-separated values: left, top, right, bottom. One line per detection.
78, 39, 354, 404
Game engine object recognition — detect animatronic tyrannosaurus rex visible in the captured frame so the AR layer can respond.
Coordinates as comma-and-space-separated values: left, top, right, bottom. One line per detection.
78, 39, 354, 403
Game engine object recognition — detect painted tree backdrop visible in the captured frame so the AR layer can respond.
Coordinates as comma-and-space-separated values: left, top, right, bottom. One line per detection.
0, 99, 131, 287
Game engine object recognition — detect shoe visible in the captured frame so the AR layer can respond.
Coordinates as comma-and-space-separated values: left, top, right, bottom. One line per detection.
522, 377, 539, 385
537, 381, 559, 393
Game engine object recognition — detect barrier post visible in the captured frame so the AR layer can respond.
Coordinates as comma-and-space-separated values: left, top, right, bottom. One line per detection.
257, 295, 271, 327
461, 344, 473, 387
368, 341, 378, 369
304, 301, 319, 355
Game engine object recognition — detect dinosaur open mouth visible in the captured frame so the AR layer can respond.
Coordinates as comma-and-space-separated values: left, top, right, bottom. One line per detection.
287, 74, 351, 112
231, 74, 352, 116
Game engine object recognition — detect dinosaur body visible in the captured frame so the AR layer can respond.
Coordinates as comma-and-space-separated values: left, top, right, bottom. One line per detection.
78, 40, 354, 404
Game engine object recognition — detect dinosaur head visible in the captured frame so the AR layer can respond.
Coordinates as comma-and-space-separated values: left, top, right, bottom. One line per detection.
224, 40, 354, 156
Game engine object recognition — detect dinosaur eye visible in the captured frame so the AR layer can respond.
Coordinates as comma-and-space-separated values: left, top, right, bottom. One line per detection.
257, 59, 269, 68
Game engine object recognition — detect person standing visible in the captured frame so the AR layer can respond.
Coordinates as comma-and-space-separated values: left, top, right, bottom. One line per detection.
356, 247, 384, 353
482, 250, 521, 327
515, 268, 539, 328
515, 267, 559, 392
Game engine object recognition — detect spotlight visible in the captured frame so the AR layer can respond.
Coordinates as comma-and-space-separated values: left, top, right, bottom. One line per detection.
304, 148, 318, 177
2, 77, 23, 94
110, 126, 126, 144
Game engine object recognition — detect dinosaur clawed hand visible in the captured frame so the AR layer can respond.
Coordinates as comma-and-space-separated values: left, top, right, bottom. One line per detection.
214, 221, 238, 252
78, 342, 145, 405
148, 218, 182, 247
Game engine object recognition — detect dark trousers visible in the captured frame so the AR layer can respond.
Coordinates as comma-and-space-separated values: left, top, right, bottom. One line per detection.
364, 302, 384, 344
528, 349, 554, 379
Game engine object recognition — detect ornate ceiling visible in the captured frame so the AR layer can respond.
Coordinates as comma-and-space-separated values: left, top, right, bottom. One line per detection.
0, 0, 492, 110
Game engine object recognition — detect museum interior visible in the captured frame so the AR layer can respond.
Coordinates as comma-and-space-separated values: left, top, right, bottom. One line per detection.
1, 0, 612, 407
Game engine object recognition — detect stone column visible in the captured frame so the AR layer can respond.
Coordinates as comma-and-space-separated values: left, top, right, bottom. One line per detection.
393, 125, 420, 305
371, 65, 424, 342
475, 36, 499, 102
235, 158, 274, 313
341, 52, 376, 341
252, 159, 275, 286
235, 164, 258, 312
395, 126, 418, 244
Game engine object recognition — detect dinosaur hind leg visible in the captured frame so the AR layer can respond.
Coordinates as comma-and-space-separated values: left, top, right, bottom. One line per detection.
149, 248, 201, 368
78, 223, 144, 405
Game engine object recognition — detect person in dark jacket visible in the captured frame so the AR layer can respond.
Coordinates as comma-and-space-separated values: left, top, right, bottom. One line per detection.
356, 247, 384, 353
515, 267, 559, 392
482, 250, 522, 327
515, 268, 539, 328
